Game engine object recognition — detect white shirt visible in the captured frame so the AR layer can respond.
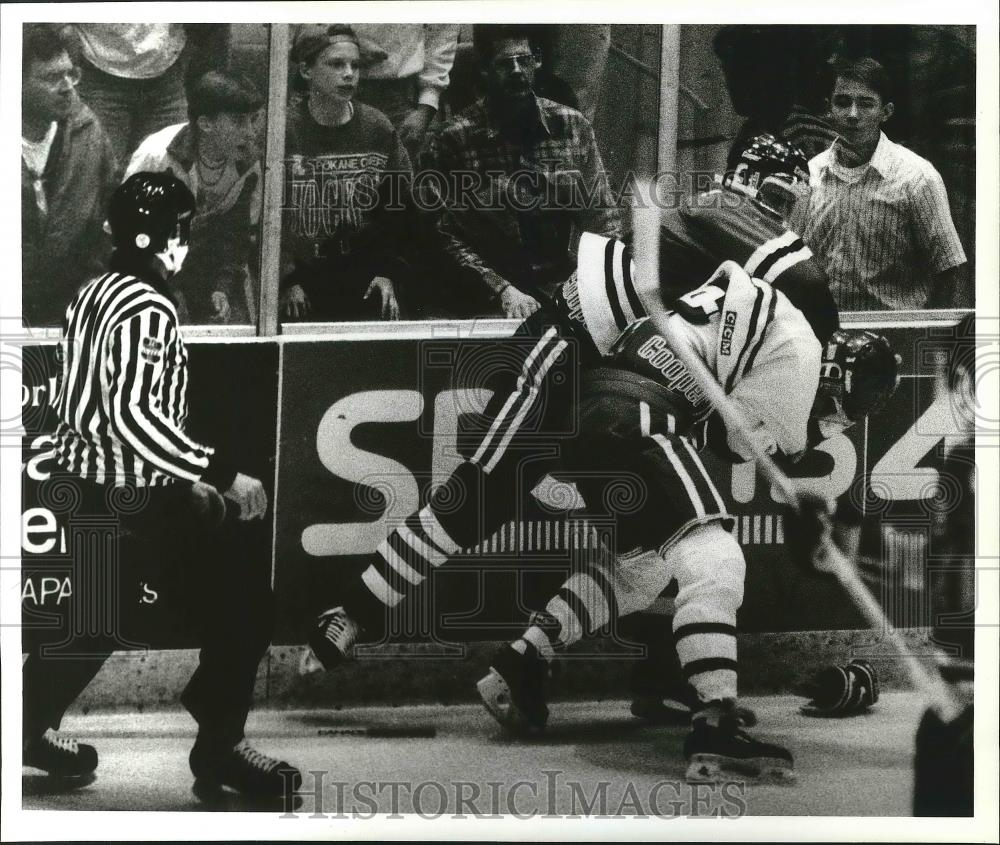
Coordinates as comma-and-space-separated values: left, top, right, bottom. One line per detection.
351, 24, 459, 111
22, 121, 58, 216
124, 123, 261, 224
803, 132, 966, 311
22, 121, 58, 176
75, 24, 186, 80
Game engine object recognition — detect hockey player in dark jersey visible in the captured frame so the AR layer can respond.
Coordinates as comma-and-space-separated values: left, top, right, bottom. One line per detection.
302, 135, 839, 684
23, 173, 300, 800
625, 133, 837, 346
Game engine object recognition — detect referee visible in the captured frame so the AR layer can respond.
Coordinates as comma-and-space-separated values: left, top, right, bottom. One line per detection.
22, 172, 300, 799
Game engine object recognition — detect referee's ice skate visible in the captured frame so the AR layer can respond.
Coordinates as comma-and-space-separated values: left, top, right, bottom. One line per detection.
190, 739, 302, 799
22, 729, 98, 779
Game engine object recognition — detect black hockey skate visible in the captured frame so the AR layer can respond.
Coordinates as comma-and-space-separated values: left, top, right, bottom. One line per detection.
631, 687, 697, 725
191, 738, 302, 799
684, 702, 794, 784
23, 729, 98, 778
476, 643, 550, 735
631, 685, 758, 727
300, 606, 363, 674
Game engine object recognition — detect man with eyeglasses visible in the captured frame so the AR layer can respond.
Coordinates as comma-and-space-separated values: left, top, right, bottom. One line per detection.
21, 23, 118, 327
417, 23, 621, 319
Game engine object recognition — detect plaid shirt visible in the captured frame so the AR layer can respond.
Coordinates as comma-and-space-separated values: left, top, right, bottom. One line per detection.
418, 95, 621, 298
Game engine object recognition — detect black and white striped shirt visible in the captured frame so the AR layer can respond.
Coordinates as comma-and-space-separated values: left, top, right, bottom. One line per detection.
51, 271, 232, 488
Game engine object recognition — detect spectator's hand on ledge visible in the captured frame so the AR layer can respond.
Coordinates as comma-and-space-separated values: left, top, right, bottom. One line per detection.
400, 105, 435, 148
281, 284, 311, 320
500, 286, 541, 320
224, 472, 268, 521
210, 291, 232, 324
366, 276, 400, 320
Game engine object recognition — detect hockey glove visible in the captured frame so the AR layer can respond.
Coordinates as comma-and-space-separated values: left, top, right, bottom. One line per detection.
188, 480, 227, 529
799, 658, 880, 716
784, 488, 838, 574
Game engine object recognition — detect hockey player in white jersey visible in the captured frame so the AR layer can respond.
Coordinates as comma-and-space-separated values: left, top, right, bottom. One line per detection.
476, 246, 900, 782
303, 136, 840, 676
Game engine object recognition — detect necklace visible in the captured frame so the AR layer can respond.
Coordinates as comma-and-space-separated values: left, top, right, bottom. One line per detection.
197, 151, 227, 188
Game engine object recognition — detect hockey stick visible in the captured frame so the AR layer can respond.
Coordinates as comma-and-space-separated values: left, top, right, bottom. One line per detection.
631, 194, 959, 721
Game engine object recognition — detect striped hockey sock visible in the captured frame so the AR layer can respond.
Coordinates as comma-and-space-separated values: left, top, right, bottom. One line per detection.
359, 504, 461, 613
513, 562, 620, 658
512, 611, 563, 662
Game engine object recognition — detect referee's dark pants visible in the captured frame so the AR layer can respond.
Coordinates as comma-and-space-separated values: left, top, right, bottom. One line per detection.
22, 478, 275, 751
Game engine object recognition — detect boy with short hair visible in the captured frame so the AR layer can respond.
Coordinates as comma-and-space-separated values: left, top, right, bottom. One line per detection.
125, 70, 265, 323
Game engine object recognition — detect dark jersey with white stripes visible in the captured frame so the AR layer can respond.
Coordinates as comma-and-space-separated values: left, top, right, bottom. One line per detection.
51, 271, 234, 488
659, 189, 815, 293
564, 187, 838, 356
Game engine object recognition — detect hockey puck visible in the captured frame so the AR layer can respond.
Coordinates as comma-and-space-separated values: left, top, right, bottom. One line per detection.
317, 726, 437, 738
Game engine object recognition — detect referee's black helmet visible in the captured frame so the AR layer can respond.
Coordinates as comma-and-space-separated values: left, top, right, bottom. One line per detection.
107, 171, 196, 255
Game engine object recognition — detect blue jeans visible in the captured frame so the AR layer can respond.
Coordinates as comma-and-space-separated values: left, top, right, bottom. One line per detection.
77, 56, 188, 176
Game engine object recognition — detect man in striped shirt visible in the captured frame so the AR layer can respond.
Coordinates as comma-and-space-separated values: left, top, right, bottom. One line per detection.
802, 57, 968, 311
23, 172, 300, 799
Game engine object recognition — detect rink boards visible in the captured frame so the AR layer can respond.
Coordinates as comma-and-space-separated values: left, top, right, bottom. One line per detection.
19, 316, 975, 648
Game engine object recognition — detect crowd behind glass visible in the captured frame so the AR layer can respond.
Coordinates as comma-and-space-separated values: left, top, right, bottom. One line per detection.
20, 23, 975, 330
